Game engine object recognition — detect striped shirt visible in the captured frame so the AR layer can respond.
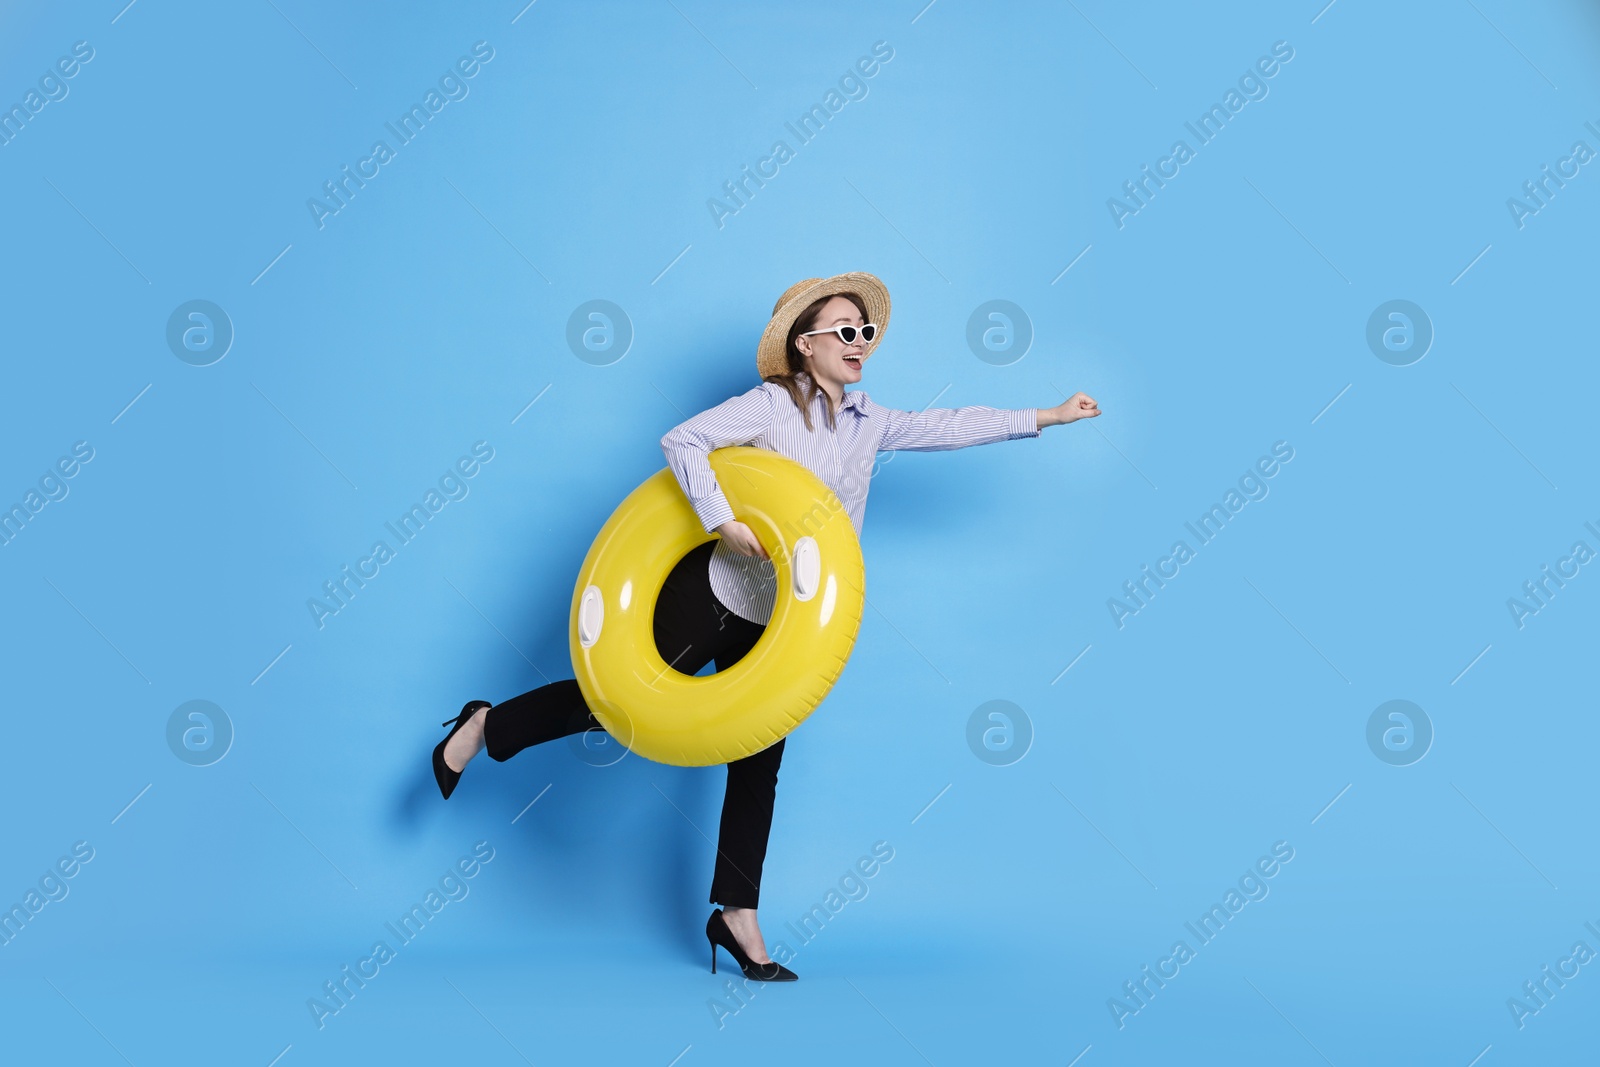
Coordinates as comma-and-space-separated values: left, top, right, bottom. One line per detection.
660, 375, 1039, 624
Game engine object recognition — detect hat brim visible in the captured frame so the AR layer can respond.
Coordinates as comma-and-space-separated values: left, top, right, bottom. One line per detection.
756, 272, 891, 380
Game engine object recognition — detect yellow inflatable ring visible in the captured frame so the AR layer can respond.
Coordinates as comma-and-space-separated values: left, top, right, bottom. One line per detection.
569, 446, 865, 767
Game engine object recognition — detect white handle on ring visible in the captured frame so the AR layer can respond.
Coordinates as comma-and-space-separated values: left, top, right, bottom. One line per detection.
791, 536, 821, 601
578, 585, 604, 647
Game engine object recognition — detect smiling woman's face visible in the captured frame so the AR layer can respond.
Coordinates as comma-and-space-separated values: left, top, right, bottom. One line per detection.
796, 295, 869, 390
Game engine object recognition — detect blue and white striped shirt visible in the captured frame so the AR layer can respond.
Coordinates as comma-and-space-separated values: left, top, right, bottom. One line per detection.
660, 375, 1039, 624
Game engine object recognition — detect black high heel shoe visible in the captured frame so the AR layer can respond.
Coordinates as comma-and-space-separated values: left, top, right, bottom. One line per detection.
433, 700, 491, 800
706, 909, 797, 981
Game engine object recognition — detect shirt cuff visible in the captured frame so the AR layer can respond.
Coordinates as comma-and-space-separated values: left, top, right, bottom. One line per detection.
1010, 408, 1040, 438
694, 493, 737, 535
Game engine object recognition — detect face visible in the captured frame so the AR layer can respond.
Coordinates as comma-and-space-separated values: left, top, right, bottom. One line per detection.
795, 295, 870, 389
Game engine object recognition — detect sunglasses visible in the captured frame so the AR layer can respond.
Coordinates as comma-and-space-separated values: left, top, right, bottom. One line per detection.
800, 323, 878, 346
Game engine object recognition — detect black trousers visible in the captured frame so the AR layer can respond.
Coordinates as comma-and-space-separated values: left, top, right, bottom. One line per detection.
482, 540, 784, 909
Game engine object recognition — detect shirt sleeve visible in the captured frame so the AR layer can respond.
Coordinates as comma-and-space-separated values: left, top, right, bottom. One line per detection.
660, 385, 774, 534
870, 396, 1039, 452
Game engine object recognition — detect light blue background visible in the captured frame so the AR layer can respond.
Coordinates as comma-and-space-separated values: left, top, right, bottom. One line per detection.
2, 1, 1597, 1063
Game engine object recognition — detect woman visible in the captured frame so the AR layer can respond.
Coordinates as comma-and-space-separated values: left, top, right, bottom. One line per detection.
432, 272, 1100, 981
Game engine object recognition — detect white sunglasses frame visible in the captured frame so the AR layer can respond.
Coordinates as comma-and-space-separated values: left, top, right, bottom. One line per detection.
799, 323, 879, 346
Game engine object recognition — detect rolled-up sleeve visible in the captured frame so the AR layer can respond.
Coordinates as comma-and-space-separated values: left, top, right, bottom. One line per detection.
660, 385, 774, 534
872, 397, 1039, 452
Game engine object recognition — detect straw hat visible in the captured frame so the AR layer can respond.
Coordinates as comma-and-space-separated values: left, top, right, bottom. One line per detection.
756, 272, 892, 380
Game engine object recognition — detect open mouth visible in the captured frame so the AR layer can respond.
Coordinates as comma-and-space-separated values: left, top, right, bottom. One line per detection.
842, 354, 861, 365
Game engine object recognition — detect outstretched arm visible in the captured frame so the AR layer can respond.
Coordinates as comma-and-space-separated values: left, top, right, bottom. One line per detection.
873, 390, 1100, 451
